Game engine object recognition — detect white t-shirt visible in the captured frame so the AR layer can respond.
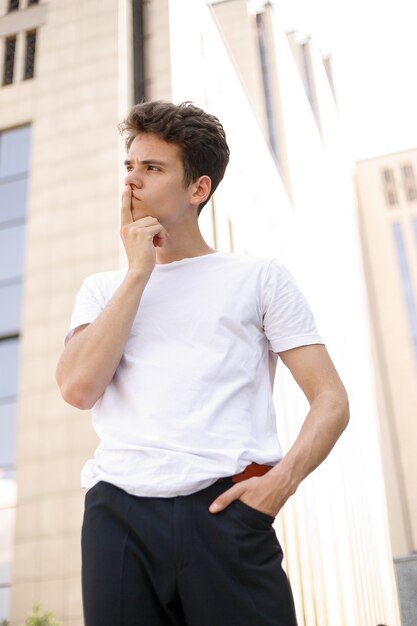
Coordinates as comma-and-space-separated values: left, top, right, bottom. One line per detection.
66, 251, 324, 497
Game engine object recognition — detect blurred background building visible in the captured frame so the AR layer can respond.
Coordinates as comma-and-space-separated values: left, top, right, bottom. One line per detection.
356, 150, 417, 625
0, 0, 413, 624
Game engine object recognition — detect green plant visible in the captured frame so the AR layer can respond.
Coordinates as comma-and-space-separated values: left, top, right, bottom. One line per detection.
20, 604, 62, 626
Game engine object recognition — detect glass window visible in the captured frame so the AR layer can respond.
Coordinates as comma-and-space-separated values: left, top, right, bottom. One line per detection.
0, 469, 16, 625
2, 36, 16, 87
392, 222, 417, 367
401, 163, 417, 203
24, 31, 37, 80
0, 224, 26, 282
0, 469, 16, 509
255, 12, 280, 165
402, 164, 414, 179
0, 127, 31, 179
0, 586, 10, 625
0, 178, 28, 225
0, 339, 20, 401
381, 168, 398, 206
0, 282, 23, 337
0, 403, 17, 468
0, 507, 15, 583
7, 0, 19, 12
383, 168, 394, 183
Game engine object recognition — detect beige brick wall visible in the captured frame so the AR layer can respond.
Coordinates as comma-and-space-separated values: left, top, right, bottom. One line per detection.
0, 0, 132, 623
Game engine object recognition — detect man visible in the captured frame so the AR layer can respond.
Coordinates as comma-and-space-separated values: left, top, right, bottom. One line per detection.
56, 100, 349, 626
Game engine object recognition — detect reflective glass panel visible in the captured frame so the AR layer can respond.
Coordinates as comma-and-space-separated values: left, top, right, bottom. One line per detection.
0, 282, 23, 336
2, 36, 16, 86
0, 223, 26, 282
392, 222, 417, 367
0, 469, 16, 509
0, 506, 15, 583
24, 31, 37, 80
0, 126, 31, 179
0, 402, 17, 467
0, 339, 19, 400
0, 586, 10, 624
0, 177, 28, 224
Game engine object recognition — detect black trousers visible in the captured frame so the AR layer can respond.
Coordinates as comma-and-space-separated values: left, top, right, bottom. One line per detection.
81, 478, 298, 626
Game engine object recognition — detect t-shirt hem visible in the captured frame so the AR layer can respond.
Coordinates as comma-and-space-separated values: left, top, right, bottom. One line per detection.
64, 319, 97, 345
270, 334, 324, 353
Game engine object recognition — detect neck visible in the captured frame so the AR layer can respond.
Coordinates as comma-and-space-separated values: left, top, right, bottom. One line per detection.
155, 220, 216, 264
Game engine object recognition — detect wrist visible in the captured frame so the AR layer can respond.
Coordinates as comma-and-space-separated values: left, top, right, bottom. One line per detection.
266, 460, 300, 499
125, 267, 152, 284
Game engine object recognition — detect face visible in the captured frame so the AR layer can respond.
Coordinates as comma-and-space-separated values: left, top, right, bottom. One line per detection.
124, 133, 196, 226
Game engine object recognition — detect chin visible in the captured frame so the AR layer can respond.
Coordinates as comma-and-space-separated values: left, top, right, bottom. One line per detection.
132, 205, 150, 219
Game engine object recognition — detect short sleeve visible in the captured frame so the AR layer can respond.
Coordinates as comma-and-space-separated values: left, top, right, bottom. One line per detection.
64, 277, 104, 345
261, 260, 324, 353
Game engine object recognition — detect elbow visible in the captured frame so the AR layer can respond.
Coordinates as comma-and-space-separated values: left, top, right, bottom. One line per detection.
59, 379, 97, 410
339, 389, 350, 432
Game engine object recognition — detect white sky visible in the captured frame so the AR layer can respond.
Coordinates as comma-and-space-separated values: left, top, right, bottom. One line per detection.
274, 0, 417, 160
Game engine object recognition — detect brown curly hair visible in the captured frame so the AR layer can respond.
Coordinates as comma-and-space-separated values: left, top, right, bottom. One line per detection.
118, 100, 230, 214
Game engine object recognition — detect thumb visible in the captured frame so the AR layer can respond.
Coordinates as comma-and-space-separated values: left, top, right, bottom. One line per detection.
154, 228, 170, 248
209, 485, 243, 514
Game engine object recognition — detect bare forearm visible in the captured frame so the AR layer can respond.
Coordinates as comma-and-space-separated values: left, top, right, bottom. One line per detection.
268, 389, 350, 499
56, 270, 150, 409
208, 346, 350, 518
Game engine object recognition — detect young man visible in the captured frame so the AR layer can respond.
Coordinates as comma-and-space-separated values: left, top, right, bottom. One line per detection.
56, 100, 349, 626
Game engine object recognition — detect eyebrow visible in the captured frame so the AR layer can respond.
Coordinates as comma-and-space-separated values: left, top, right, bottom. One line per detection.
124, 158, 167, 167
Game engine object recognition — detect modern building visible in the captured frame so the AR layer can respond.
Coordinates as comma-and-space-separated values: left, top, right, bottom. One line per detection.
356, 149, 417, 625
0, 0, 402, 624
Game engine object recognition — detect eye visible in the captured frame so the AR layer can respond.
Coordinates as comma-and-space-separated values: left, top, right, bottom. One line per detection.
147, 165, 159, 171
125, 166, 133, 172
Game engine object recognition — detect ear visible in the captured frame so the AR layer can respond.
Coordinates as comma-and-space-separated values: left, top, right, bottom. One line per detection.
190, 175, 212, 208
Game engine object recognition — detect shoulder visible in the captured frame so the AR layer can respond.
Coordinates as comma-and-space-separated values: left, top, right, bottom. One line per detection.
216, 252, 281, 274
81, 268, 128, 297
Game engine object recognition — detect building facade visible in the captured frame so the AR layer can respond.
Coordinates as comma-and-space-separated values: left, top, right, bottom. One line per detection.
0, 0, 402, 624
356, 149, 417, 625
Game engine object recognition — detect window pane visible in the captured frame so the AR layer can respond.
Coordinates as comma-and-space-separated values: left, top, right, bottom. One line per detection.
0, 339, 20, 400
0, 282, 23, 336
24, 31, 37, 80
0, 586, 10, 624
0, 506, 15, 584
2, 36, 16, 87
0, 177, 28, 225
0, 223, 26, 282
0, 126, 31, 179
0, 402, 17, 467
0, 469, 17, 508
392, 223, 417, 367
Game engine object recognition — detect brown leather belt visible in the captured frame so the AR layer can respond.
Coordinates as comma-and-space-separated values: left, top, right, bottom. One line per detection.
216, 462, 273, 484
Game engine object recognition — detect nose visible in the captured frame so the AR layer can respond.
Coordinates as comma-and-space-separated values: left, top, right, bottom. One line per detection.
124, 169, 143, 188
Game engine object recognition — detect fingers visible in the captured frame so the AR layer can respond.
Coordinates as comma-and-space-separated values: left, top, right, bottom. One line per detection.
121, 218, 169, 245
120, 185, 133, 225
138, 219, 170, 244
209, 484, 243, 513
154, 226, 170, 243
